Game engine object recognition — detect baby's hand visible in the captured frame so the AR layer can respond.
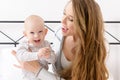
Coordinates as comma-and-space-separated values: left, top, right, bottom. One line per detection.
37, 47, 51, 59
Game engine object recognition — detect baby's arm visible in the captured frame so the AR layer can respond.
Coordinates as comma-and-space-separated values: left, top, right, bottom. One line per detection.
46, 46, 56, 64
37, 41, 56, 64
16, 45, 38, 61
37, 47, 51, 59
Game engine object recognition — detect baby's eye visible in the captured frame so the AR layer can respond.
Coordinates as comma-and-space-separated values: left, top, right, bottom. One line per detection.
38, 31, 43, 33
30, 32, 34, 34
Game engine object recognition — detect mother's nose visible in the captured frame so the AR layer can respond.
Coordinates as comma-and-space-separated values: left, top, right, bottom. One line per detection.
61, 15, 67, 24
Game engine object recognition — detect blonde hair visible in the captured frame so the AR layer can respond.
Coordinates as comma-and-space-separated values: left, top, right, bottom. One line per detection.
60, 0, 109, 80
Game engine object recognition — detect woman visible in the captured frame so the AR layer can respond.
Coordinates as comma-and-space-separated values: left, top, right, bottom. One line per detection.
12, 0, 109, 80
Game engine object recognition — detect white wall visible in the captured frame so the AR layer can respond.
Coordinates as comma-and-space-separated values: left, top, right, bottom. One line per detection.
96, 0, 120, 21
0, 0, 120, 21
0, 0, 68, 21
0, 0, 120, 80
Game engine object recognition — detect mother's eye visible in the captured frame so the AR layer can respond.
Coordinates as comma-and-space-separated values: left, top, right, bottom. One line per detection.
68, 17, 73, 22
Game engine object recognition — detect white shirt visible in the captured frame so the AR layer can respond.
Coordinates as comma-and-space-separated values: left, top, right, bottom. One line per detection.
61, 51, 71, 69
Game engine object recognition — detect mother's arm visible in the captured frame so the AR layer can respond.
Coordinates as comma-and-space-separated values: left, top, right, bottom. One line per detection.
11, 50, 40, 73
11, 50, 65, 80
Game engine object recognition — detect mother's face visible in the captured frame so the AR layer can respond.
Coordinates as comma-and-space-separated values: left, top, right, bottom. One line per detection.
61, 2, 75, 36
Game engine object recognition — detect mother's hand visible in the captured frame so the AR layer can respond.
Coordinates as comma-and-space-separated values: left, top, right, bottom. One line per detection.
11, 50, 41, 73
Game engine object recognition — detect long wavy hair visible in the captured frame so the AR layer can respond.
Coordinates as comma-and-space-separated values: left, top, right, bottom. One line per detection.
60, 0, 109, 80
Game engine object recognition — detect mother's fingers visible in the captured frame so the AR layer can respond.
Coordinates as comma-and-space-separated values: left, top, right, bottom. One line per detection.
11, 50, 22, 64
13, 64, 22, 68
11, 50, 23, 68
11, 50, 16, 55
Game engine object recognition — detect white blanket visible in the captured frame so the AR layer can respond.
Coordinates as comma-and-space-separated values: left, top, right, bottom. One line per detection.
0, 48, 53, 80
0, 48, 23, 80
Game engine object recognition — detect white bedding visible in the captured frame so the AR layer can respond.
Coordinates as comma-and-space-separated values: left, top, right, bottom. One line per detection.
0, 48, 23, 80
0, 48, 53, 80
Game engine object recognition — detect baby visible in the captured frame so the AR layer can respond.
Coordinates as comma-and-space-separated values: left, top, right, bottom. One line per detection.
16, 15, 56, 80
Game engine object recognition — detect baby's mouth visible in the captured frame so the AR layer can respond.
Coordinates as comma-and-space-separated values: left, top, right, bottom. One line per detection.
34, 39, 40, 43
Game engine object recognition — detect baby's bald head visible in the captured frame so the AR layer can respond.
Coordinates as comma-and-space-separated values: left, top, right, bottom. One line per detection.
24, 15, 44, 30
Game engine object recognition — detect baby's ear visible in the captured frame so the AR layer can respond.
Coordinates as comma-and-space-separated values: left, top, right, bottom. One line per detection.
23, 31, 26, 37
44, 28, 48, 35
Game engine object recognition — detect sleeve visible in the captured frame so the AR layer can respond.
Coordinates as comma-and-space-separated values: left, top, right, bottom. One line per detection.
16, 42, 38, 61
35, 29, 65, 80
44, 41, 56, 64
36, 68, 65, 80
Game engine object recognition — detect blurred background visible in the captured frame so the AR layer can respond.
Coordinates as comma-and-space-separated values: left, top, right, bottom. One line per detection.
0, 0, 120, 80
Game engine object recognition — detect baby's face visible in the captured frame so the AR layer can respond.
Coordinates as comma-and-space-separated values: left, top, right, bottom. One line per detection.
24, 22, 47, 47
